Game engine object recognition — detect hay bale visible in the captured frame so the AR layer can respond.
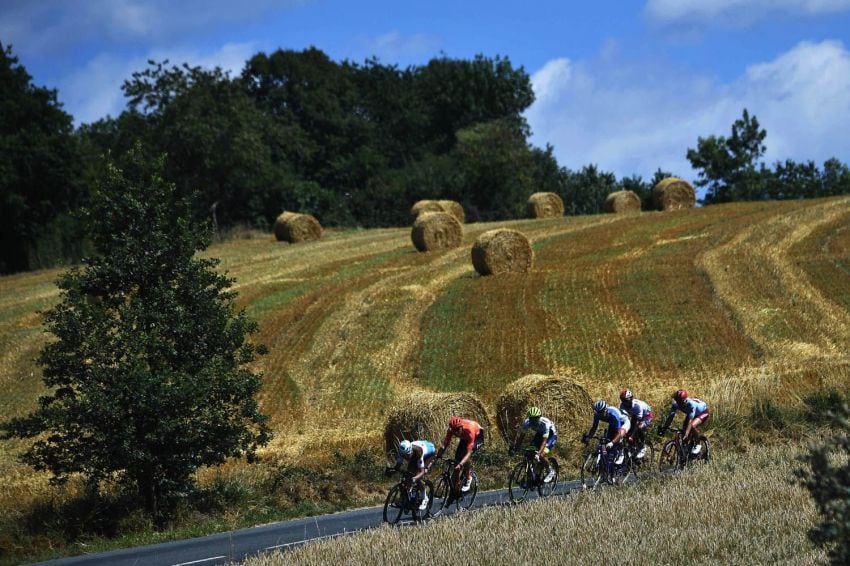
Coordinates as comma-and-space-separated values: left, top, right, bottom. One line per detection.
471, 229, 533, 276
273, 211, 323, 243
383, 391, 491, 456
411, 212, 463, 252
410, 200, 445, 223
526, 192, 564, 219
436, 200, 465, 224
604, 190, 642, 214
495, 374, 592, 448
652, 177, 695, 211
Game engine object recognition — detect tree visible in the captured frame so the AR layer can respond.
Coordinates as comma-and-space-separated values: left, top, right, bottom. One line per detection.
559, 164, 620, 215
0, 42, 87, 273
1, 144, 271, 518
687, 108, 767, 204
796, 402, 850, 564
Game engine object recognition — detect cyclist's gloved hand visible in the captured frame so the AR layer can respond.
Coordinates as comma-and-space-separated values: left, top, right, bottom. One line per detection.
605, 442, 614, 450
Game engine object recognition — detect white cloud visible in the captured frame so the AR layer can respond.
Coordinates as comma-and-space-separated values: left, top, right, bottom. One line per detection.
646, 0, 850, 25
58, 42, 259, 125
530, 58, 571, 103
525, 40, 850, 184
361, 31, 441, 62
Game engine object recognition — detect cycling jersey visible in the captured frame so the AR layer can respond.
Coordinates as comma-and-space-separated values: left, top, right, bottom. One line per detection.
443, 419, 483, 451
587, 406, 631, 440
521, 416, 557, 438
620, 399, 652, 421
668, 398, 709, 420
395, 440, 436, 470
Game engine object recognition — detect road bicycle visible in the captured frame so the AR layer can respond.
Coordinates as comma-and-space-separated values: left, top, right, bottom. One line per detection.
580, 434, 634, 489
382, 470, 433, 524
430, 458, 479, 517
508, 447, 559, 503
658, 427, 711, 473
625, 434, 656, 477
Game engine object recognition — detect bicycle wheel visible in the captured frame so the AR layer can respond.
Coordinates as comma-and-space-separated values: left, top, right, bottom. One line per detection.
537, 457, 559, 497
658, 440, 681, 474
616, 450, 635, 484
456, 471, 478, 510
382, 483, 407, 525
580, 451, 604, 489
508, 461, 532, 503
632, 442, 656, 477
412, 480, 434, 522
687, 437, 711, 466
430, 475, 451, 517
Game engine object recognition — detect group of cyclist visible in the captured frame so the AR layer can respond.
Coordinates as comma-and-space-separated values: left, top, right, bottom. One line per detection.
388, 388, 710, 510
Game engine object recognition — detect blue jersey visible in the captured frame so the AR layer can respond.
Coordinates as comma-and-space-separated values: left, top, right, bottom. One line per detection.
669, 398, 708, 420
594, 406, 630, 429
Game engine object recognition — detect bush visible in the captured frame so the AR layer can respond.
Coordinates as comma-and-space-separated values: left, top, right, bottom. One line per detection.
796, 402, 850, 564
803, 389, 846, 425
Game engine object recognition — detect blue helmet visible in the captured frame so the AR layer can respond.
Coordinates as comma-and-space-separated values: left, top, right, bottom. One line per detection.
594, 399, 608, 413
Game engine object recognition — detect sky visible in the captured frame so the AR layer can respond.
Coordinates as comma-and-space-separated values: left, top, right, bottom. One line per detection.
3, 0, 850, 184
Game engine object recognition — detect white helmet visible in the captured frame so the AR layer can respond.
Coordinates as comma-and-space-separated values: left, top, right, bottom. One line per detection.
399, 440, 413, 456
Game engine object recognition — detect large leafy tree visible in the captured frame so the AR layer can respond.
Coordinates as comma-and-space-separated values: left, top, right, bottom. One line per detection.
686, 108, 767, 204
0, 43, 86, 273
1, 144, 270, 517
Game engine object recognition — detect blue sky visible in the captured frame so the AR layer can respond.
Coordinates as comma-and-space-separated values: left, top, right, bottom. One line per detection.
3, 0, 850, 183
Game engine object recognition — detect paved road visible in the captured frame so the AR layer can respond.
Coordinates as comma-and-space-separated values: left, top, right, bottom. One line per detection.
38, 478, 585, 566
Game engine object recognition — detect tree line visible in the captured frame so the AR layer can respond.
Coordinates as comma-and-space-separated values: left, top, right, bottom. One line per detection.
3, 42, 850, 274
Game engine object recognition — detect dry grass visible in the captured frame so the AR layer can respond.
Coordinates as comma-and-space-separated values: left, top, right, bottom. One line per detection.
653, 177, 696, 211
471, 229, 533, 275
526, 192, 564, 219
410, 212, 463, 252
273, 212, 323, 243
604, 190, 642, 213
246, 442, 826, 566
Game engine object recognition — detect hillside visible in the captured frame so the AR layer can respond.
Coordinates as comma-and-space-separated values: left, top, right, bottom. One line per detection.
2, 197, 850, 516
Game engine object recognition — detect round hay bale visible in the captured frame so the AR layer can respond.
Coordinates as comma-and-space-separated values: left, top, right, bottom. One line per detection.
411, 212, 463, 252
471, 229, 533, 276
436, 200, 465, 224
652, 177, 695, 211
273, 211, 323, 243
495, 374, 592, 449
383, 391, 491, 457
604, 190, 642, 214
526, 192, 564, 219
410, 200, 445, 223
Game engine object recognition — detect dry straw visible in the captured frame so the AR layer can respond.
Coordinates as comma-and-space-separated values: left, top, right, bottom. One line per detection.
273, 211, 323, 243
471, 229, 533, 275
411, 212, 463, 252
436, 200, 466, 224
383, 391, 491, 457
526, 192, 564, 219
495, 374, 592, 448
409, 200, 445, 223
652, 177, 695, 211
604, 190, 641, 214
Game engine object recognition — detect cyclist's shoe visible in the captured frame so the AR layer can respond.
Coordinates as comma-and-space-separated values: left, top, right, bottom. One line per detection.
690, 444, 702, 455
614, 453, 625, 465
636, 446, 647, 459
461, 477, 473, 492
418, 494, 429, 511
543, 468, 556, 483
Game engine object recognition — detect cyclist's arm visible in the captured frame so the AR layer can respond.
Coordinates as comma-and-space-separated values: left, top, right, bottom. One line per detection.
435, 429, 451, 459
659, 404, 676, 433
584, 415, 600, 439
537, 432, 549, 456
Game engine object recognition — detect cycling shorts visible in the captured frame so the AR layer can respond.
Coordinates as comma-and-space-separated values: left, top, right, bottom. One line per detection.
692, 410, 709, 427
454, 429, 484, 463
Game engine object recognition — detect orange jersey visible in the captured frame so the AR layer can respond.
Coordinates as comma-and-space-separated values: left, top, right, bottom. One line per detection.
443, 419, 482, 450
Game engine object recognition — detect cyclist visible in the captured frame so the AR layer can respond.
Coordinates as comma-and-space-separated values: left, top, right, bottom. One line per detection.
658, 389, 710, 454
510, 406, 557, 483
618, 389, 653, 459
386, 439, 436, 511
435, 416, 484, 493
582, 399, 631, 466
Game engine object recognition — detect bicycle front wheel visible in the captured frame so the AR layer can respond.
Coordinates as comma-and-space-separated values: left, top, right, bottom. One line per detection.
508, 461, 532, 503
456, 471, 478, 510
580, 451, 604, 489
632, 442, 656, 477
537, 458, 559, 497
658, 440, 681, 474
382, 484, 406, 525
430, 475, 451, 517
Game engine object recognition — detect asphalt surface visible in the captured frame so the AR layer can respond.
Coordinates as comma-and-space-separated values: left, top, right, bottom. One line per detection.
36, 477, 585, 566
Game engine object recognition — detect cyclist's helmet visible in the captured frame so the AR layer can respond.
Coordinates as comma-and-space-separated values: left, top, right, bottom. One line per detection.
449, 416, 463, 430
594, 399, 608, 414
619, 389, 633, 403
527, 406, 542, 419
399, 440, 413, 456
673, 389, 689, 403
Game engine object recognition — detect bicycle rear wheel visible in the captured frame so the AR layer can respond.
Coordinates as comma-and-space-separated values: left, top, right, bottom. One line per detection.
456, 471, 478, 510
658, 440, 681, 474
537, 458, 559, 497
508, 461, 532, 503
430, 475, 451, 517
632, 442, 656, 477
687, 437, 711, 466
580, 451, 604, 489
412, 480, 434, 522
382, 484, 407, 525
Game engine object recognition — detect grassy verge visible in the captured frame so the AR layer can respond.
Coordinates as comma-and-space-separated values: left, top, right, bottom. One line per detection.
247, 441, 827, 566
